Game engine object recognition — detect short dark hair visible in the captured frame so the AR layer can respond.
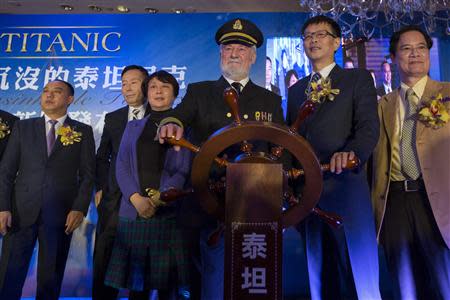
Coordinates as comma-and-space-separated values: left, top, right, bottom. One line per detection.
142, 70, 180, 98
301, 15, 341, 38
53, 79, 74, 96
121, 65, 149, 80
389, 25, 433, 56
266, 56, 272, 63
380, 61, 390, 71
285, 69, 299, 88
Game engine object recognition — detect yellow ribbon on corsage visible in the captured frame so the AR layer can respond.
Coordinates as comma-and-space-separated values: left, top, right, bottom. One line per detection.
145, 188, 166, 207
418, 93, 450, 129
308, 77, 340, 103
56, 125, 82, 146
0, 118, 11, 139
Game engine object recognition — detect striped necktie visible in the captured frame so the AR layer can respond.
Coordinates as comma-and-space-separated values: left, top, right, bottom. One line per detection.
306, 72, 322, 95
132, 108, 140, 120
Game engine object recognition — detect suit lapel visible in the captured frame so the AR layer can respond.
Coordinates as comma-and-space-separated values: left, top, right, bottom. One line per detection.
119, 106, 130, 133
304, 65, 343, 125
241, 80, 259, 102
214, 76, 231, 104
36, 117, 48, 160
381, 90, 400, 146
49, 116, 75, 157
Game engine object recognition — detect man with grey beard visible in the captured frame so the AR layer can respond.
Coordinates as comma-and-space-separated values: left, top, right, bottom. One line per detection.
160, 18, 283, 300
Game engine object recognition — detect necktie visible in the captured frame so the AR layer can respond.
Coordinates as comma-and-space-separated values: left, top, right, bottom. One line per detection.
132, 108, 140, 120
47, 119, 57, 156
231, 82, 242, 95
306, 72, 322, 95
399, 88, 421, 180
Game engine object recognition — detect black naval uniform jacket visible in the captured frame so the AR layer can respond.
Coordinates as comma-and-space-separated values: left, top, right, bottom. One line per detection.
173, 76, 284, 146
171, 76, 284, 227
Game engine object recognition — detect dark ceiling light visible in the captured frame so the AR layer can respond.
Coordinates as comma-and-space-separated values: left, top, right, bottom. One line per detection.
60, 4, 74, 11
116, 5, 129, 12
145, 7, 158, 13
88, 4, 102, 12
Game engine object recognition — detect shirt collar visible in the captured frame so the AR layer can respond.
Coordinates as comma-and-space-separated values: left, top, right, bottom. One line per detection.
312, 62, 336, 80
128, 102, 146, 113
224, 76, 250, 88
400, 75, 428, 105
44, 113, 67, 125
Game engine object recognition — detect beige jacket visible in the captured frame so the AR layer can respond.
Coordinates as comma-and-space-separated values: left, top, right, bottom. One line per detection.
372, 78, 450, 248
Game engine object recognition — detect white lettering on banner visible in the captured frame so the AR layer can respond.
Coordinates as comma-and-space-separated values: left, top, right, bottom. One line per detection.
241, 267, 267, 294
74, 66, 99, 90
15, 66, 40, 90
242, 233, 267, 259
162, 65, 187, 89
69, 110, 92, 125
14, 111, 37, 119
94, 111, 108, 135
2, 65, 187, 92
103, 66, 123, 90
145, 66, 157, 75
0, 67, 11, 90
44, 66, 70, 86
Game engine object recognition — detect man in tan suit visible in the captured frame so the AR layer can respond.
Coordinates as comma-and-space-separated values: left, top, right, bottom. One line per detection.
372, 25, 450, 300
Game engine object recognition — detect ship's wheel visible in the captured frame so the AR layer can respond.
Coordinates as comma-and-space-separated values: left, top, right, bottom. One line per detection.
164, 87, 353, 228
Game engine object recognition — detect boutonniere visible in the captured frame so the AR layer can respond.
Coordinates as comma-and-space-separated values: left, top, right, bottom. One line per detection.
56, 125, 82, 145
145, 188, 166, 207
0, 118, 11, 139
308, 77, 340, 103
418, 93, 450, 129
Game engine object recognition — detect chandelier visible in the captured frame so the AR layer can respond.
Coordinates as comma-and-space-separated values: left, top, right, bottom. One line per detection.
299, 0, 450, 39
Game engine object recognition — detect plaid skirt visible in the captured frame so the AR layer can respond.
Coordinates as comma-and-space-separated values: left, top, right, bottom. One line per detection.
104, 213, 191, 291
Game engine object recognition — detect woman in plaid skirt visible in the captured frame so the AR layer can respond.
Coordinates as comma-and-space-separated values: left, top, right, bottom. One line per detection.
105, 70, 192, 300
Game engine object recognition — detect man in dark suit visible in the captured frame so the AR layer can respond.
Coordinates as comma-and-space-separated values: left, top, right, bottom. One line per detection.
93, 65, 149, 300
161, 18, 283, 300
376, 61, 393, 97
266, 56, 281, 95
286, 16, 381, 299
0, 110, 18, 160
0, 80, 95, 300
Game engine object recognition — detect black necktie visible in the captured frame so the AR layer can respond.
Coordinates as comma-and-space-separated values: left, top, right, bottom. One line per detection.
231, 82, 242, 95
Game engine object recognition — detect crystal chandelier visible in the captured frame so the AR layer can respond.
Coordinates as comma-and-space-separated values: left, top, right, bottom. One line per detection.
299, 0, 450, 39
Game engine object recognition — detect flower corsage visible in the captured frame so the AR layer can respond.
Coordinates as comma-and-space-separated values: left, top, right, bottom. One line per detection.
307, 77, 340, 103
0, 118, 11, 139
56, 125, 82, 145
418, 93, 450, 129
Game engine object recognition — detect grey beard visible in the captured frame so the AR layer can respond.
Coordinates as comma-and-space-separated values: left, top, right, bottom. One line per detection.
221, 64, 249, 81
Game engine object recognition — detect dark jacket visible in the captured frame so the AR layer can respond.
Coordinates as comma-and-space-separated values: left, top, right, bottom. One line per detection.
0, 116, 95, 227
116, 115, 192, 219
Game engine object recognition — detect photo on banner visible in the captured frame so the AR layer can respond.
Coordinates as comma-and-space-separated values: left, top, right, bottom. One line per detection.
266, 37, 311, 117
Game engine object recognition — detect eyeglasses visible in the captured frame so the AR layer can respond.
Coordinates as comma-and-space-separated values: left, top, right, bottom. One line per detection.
302, 30, 337, 42
398, 45, 429, 56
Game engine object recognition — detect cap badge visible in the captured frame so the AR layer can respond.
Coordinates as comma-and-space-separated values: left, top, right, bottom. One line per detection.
233, 19, 243, 30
